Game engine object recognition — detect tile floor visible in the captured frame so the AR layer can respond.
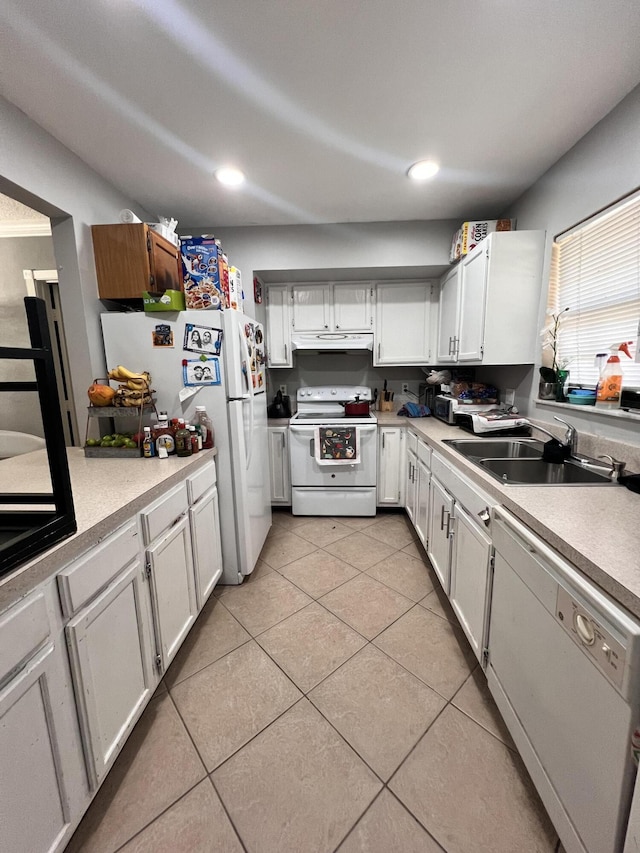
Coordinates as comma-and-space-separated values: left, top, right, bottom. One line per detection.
67, 510, 564, 853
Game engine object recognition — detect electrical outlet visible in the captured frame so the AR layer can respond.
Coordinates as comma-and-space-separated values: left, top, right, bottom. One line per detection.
402, 383, 409, 393
504, 388, 515, 406
279, 384, 287, 396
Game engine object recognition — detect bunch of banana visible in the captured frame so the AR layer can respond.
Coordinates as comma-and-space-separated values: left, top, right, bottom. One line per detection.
107, 366, 154, 407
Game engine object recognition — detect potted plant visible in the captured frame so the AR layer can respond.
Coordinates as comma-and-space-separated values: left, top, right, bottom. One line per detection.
539, 307, 570, 400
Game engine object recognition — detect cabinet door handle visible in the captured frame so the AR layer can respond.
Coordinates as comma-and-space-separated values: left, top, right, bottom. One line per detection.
447, 514, 455, 538
284, 344, 288, 361
377, 343, 381, 359
440, 505, 446, 530
382, 433, 385, 450
281, 433, 286, 449
448, 336, 453, 356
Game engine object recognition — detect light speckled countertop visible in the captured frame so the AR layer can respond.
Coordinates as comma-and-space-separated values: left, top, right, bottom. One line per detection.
0, 448, 216, 615
376, 411, 640, 620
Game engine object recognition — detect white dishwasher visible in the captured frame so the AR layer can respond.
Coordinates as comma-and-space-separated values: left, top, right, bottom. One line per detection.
487, 508, 640, 853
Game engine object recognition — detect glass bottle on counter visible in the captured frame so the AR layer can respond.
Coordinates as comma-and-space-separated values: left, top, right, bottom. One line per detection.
188, 425, 199, 454
195, 405, 214, 449
153, 412, 175, 456
142, 426, 155, 458
175, 419, 192, 457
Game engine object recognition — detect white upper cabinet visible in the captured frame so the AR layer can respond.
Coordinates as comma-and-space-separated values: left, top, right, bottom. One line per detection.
291, 283, 331, 331
265, 284, 293, 367
332, 283, 373, 331
374, 281, 433, 365
291, 282, 372, 333
436, 230, 545, 365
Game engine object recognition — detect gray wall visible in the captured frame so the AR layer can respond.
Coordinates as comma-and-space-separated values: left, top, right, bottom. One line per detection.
505, 83, 640, 445
0, 236, 56, 435
0, 95, 151, 437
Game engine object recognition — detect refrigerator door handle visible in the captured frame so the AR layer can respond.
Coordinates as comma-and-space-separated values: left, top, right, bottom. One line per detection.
309, 438, 315, 458
238, 320, 255, 470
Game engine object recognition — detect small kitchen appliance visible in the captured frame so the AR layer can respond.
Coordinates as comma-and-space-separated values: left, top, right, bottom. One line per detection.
289, 386, 377, 516
433, 394, 497, 425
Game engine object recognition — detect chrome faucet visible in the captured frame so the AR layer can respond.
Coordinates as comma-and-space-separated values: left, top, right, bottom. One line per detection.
525, 416, 578, 453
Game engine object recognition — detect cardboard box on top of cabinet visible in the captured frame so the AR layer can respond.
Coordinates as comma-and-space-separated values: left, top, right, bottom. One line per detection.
180, 236, 227, 310
228, 266, 243, 311
449, 219, 515, 262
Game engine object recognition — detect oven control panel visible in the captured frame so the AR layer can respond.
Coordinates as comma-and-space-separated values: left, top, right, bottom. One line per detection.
296, 386, 372, 402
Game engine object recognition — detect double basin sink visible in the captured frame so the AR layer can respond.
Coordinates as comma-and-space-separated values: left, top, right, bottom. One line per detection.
442, 438, 615, 486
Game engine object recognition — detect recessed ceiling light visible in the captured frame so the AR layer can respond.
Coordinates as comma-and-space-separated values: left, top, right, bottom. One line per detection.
215, 167, 245, 187
407, 160, 440, 181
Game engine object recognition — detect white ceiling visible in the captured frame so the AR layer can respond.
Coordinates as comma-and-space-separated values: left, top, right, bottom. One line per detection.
2, 1, 640, 229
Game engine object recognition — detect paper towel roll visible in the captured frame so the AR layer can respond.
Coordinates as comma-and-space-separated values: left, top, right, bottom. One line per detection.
119, 209, 142, 224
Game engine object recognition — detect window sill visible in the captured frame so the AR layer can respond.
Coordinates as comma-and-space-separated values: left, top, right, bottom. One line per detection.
534, 399, 640, 423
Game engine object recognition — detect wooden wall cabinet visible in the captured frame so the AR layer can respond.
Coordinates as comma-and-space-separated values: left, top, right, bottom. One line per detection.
91, 224, 183, 300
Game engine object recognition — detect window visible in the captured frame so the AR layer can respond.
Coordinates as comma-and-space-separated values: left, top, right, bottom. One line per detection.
549, 190, 640, 386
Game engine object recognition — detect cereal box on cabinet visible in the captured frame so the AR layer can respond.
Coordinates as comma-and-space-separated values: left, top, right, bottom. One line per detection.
180, 236, 225, 310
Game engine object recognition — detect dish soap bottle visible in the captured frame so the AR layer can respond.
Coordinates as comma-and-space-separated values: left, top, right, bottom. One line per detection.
595, 342, 632, 409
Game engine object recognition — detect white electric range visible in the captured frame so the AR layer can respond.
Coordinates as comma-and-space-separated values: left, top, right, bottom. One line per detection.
289, 386, 377, 516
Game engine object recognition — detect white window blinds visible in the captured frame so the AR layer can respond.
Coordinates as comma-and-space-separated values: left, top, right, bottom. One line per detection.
550, 191, 640, 386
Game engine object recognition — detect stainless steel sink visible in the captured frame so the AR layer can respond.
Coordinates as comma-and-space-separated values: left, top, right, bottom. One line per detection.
443, 438, 545, 460
442, 437, 615, 485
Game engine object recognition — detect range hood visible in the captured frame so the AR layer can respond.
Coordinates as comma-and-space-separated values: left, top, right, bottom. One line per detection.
290, 332, 374, 352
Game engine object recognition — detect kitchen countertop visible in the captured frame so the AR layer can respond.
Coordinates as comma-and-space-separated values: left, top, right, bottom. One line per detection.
377, 411, 640, 621
0, 448, 217, 615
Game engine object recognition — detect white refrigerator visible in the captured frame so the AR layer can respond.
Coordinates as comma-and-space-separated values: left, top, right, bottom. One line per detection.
101, 309, 272, 585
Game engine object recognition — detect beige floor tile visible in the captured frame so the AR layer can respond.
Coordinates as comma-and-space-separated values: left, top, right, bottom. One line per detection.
259, 529, 318, 568
292, 517, 353, 547
164, 596, 250, 688
65, 694, 205, 853
333, 515, 378, 531
365, 514, 417, 549
324, 531, 396, 570
389, 705, 557, 853
171, 641, 301, 771
257, 602, 366, 692
337, 790, 443, 853
419, 585, 458, 625
401, 539, 429, 562
118, 779, 242, 853
452, 668, 515, 750
373, 605, 476, 699
270, 509, 309, 530
320, 573, 414, 640
216, 572, 312, 635
277, 549, 360, 598
213, 699, 381, 853
309, 645, 446, 780
366, 550, 435, 601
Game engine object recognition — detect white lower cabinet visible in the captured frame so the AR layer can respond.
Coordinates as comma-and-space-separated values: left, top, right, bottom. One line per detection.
146, 515, 198, 670
268, 426, 291, 504
1, 584, 89, 853
427, 475, 454, 592
415, 456, 430, 546
405, 433, 418, 523
449, 502, 492, 661
428, 451, 495, 665
377, 426, 404, 506
187, 460, 223, 607
65, 560, 155, 788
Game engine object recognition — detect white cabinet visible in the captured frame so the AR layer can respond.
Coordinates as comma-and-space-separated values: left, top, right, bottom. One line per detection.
377, 426, 404, 506
291, 282, 373, 333
333, 283, 373, 331
265, 284, 293, 367
1, 585, 88, 853
268, 426, 291, 504
188, 462, 223, 608
428, 451, 495, 664
374, 281, 433, 365
146, 514, 198, 670
292, 283, 331, 331
405, 432, 418, 524
436, 230, 544, 365
427, 475, 454, 592
449, 503, 492, 661
65, 560, 155, 788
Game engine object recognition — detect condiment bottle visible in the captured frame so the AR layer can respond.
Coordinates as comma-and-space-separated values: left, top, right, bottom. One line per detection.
142, 426, 155, 458
153, 413, 175, 455
175, 419, 192, 457
195, 405, 215, 449
189, 425, 199, 453
595, 342, 632, 409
